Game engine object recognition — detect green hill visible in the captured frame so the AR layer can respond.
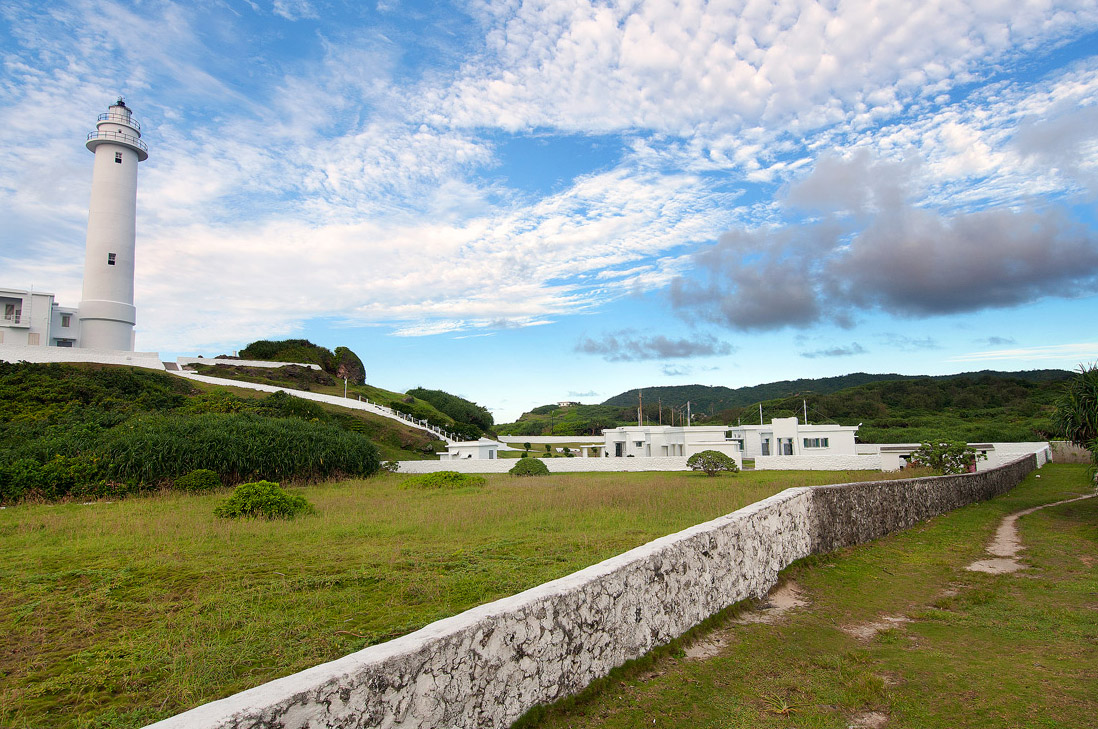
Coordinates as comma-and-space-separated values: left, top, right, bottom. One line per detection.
498, 370, 1073, 442
0, 362, 443, 504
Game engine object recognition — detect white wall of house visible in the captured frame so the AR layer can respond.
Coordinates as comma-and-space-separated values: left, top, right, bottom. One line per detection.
601, 419, 859, 461
440, 438, 502, 460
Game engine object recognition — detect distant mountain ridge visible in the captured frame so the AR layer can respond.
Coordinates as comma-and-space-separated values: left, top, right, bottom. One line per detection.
601, 370, 1073, 412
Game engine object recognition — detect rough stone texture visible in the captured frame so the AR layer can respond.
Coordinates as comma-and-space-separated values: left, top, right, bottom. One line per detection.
145, 455, 1038, 729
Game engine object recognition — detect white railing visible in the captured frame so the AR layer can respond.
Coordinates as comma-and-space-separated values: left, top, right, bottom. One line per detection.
98, 111, 141, 132
355, 395, 459, 442
2, 313, 22, 324
87, 130, 148, 153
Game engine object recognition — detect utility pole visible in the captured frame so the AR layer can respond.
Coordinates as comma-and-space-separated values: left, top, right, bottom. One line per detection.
638, 390, 643, 427
803, 399, 808, 425
759, 403, 763, 425
686, 401, 691, 426
658, 397, 662, 425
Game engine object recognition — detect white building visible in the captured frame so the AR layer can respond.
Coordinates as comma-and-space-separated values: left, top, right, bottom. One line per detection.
1, 98, 147, 353
0, 288, 79, 347
602, 417, 860, 459
439, 438, 505, 460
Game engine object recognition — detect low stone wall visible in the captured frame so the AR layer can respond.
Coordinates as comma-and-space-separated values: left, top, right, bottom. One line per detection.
398, 456, 696, 474
754, 454, 883, 471
0, 344, 165, 370
146, 454, 1039, 729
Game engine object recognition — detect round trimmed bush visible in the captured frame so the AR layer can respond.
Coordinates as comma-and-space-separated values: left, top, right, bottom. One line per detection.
174, 468, 222, 492
509, 458, 550, 476
686, 450, 740, 476
214, 481, 315, 520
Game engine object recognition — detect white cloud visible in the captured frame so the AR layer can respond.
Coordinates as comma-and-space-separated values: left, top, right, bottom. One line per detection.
950, 343, 1098, 362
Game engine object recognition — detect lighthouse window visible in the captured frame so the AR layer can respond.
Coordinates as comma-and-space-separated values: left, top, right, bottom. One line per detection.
107, 253, 116, 265
115, 152, 122, 164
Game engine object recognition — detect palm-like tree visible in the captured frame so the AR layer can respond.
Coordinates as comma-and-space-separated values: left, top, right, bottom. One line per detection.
1053, 364, 1098, 467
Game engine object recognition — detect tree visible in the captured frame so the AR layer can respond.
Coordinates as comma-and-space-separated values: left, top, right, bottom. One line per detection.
908, 440, 986, 474
1053, 364, 1098, 455
523, 442, 531, 455
686, 450, 740, 477
509, 458, 550, 476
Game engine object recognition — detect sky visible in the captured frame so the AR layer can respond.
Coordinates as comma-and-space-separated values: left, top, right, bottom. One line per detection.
1, 0, 1097, 423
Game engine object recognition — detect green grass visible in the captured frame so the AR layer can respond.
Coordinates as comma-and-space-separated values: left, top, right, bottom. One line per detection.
521, 463, 1097, 729
1, 468, 903, 729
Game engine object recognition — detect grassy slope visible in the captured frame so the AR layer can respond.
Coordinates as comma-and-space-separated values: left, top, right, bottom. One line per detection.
184, 379, 440, 462
189, 363, 471, 436
523, 463, 1097, 729
2, 469, 913, 729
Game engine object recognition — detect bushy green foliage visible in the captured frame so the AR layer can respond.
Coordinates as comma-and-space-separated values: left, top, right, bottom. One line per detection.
509, 458, 550, 476
686, 450, 740, 476
0, 363, 382, 503
214, 481, 314, 519
237, 339, 367, 383
406, 387, 493, 433
174, 468, 222, 492
908, 440, 987, 474
99, 413, 379, 484
1053, 365, 1098, 449
400, 471, 486, 489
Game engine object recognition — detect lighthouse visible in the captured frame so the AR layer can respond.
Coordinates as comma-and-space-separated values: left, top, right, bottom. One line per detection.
77, 98, 148, 351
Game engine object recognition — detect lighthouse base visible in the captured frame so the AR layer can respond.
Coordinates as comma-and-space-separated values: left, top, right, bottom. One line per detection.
77, 299, 136, 351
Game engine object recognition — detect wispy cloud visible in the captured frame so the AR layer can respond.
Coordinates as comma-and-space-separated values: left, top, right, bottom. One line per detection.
575, 330, 734, 362
800, 343, 867, 359
950, 343, 1098, 362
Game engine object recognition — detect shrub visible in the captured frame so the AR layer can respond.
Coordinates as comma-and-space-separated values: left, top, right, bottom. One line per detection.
214, 481, 314, 520
380, 460, 400, 474
908, 440, 987, 474
174, 468, 222, 492
509, 458, 550, 476
400, 471, 485, 489
686, 450, 740, 476
99, 413, 380, 484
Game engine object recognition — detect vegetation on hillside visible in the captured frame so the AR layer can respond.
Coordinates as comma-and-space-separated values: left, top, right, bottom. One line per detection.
0, 363, 445, 503
191, 361, 491, 441
498, 370, 1071, 443
406, 387, 494, 435
236, 338, 366, 383
1053, 364, 1098, 467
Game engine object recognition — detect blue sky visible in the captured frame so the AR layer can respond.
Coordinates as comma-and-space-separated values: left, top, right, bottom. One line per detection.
2, 1, 1097, 422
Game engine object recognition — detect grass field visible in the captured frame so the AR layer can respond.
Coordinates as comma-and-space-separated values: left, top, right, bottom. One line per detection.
0, 468, 905, 729
520, 463, 1097, 729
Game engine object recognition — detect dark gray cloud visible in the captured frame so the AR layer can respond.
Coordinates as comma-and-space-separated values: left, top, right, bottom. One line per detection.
575, 330, 734, 362
800, 342, 867, 359
671, 152, 1098, 331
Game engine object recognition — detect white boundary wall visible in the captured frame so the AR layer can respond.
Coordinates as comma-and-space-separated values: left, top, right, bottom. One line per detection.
753, 454, 883, 471
146, 455, 1039, 729
398, 456, 697, 474
0, 344, 164, 369
177, 358, 321, 370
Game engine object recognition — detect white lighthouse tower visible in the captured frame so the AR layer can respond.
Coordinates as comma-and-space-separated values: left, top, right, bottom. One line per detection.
77, 98, 148, 351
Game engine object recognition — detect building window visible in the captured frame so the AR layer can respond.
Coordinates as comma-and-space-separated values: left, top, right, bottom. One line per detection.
61, 314, 71, 327
115, 152, 123, 164
634, 441, 644, 448
803, 438, 830, 448
107, 253, 116, 265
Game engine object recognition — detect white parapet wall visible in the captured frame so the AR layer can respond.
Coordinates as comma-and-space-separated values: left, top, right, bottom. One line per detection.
176, 357, 321, 370
398, 456, 697, 474
145, 455, 1039, 729
753, 454, 884, 471
0, 344, 164, 370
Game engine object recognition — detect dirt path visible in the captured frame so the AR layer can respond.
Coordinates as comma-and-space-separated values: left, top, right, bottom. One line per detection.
967, 492, 1097, 574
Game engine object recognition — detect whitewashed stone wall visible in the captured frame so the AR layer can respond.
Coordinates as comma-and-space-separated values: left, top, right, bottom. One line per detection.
145, 455, 1038, 729
0, 344, 164, 369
